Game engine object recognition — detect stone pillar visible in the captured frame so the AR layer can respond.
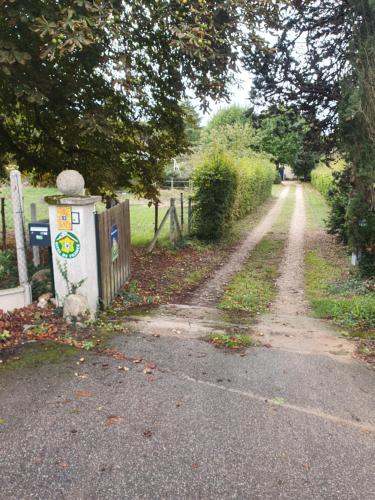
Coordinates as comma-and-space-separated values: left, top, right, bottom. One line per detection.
46, 171, 101, 316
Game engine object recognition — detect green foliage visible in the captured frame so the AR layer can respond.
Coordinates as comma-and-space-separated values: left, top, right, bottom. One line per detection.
201, 122, 259, 159
192, 152, 237, 240
274, 170, 282, 184
82, 340, 95, 351
306, 250, 375, 336
57, 260, 85, 295
192, 149, 274, 241
257, 108, 303, 167
2, 2, 276, 198
311, 165, 335, 199
208, 332, 256, 349
220, 238, 283, 314
205, 105, 248, 131
181, 101, 201, 147
232, 156, 274, 219
0, 331, 11, 341
0, 250, 18, 289
310, 160, 351, 245
256, 107, 321, 179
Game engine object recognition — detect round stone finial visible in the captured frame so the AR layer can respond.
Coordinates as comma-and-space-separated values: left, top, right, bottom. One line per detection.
56, 170, 85, 196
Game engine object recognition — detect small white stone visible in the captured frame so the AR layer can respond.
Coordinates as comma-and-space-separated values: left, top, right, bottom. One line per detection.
56, 170, 85, 196
63, 293, 90, 320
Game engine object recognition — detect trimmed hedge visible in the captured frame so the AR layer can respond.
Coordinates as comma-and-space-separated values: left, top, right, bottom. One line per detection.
311, 159, 345, 200
233, 155, 274, 219
193, 151, 274, 240
192, 153, 237, 240
311, 165, 333, 199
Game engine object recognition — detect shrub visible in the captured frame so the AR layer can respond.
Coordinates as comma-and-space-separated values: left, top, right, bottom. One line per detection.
311, 165, 334, 198
232, 156, 274, 219
192, 151, 274, 241
192, 152, 237, 240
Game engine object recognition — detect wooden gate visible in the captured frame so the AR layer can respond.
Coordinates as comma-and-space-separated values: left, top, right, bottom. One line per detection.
95, 200, 131, 307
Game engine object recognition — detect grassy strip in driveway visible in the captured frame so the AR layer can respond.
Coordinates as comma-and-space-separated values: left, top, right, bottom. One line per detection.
219, 184, 295, 318
219, 238, 284, 316
304, 186, 375, 344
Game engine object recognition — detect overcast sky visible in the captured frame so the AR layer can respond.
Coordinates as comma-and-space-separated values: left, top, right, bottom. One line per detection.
195, 65, 254, 126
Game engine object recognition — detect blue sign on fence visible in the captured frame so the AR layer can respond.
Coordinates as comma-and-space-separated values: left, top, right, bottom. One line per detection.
110, 224, 119, 262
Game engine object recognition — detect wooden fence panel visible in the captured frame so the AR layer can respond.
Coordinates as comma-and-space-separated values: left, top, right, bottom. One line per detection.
96, 200, 131, 307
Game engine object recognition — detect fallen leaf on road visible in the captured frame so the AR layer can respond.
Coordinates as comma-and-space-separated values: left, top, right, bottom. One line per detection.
57, 462, 69, 469
143, 430, 153, 438
0, 418, 6, 425
75, 390, 94, 399
144, 362, 156, 370
133, 358, 143, 364
192, 463, 199, 469
106, 415, 124, 426
270, 397, 286, 406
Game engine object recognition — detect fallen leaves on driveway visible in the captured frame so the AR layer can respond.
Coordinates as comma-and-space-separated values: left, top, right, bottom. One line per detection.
106, 415, 124, 426
75, 390, 94, 399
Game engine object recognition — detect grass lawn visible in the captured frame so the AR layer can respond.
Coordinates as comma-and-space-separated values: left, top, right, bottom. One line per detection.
0, 185, 188, 247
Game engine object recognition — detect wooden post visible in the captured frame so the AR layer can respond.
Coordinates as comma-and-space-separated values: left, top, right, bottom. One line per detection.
154, 203, 159, 235
188, 197, 192, 235
169, 198, 175, 244
180, 192, 184, 230
147, 208, 170, 253
1, 198, 6, 249
30, 202, 40, 267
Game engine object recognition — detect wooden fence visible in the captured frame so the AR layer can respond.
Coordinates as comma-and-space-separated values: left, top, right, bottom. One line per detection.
95, 200, 131, 307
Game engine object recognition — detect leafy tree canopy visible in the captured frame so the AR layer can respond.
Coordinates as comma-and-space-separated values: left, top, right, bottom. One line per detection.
256, 106, 322, 179
242, 0, 375, 272
0, 0, 280, 198
205, 105, 248, 131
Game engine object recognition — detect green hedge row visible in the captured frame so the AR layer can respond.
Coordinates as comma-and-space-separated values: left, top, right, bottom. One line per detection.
310, 165, 333, 199
192, 152, 274, 240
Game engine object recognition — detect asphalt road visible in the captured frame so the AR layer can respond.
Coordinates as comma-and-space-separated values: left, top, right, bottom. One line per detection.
1, 332, 374, 500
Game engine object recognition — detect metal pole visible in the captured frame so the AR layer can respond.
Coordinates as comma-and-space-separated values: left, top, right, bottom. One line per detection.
10, 171, 30, 292
154, 203, 159, 235
1, 198, 6, 249
30, 202, 40, 267
169, 198, 175, 244
188, 196, 192, 235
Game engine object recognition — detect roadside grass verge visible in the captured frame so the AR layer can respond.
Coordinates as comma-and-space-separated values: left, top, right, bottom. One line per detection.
304, 184, 329, 231
305, 184, 375, 341
305, 249, 375, 339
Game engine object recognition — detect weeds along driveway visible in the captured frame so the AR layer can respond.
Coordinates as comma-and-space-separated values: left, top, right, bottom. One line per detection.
1, 183, 375, 499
